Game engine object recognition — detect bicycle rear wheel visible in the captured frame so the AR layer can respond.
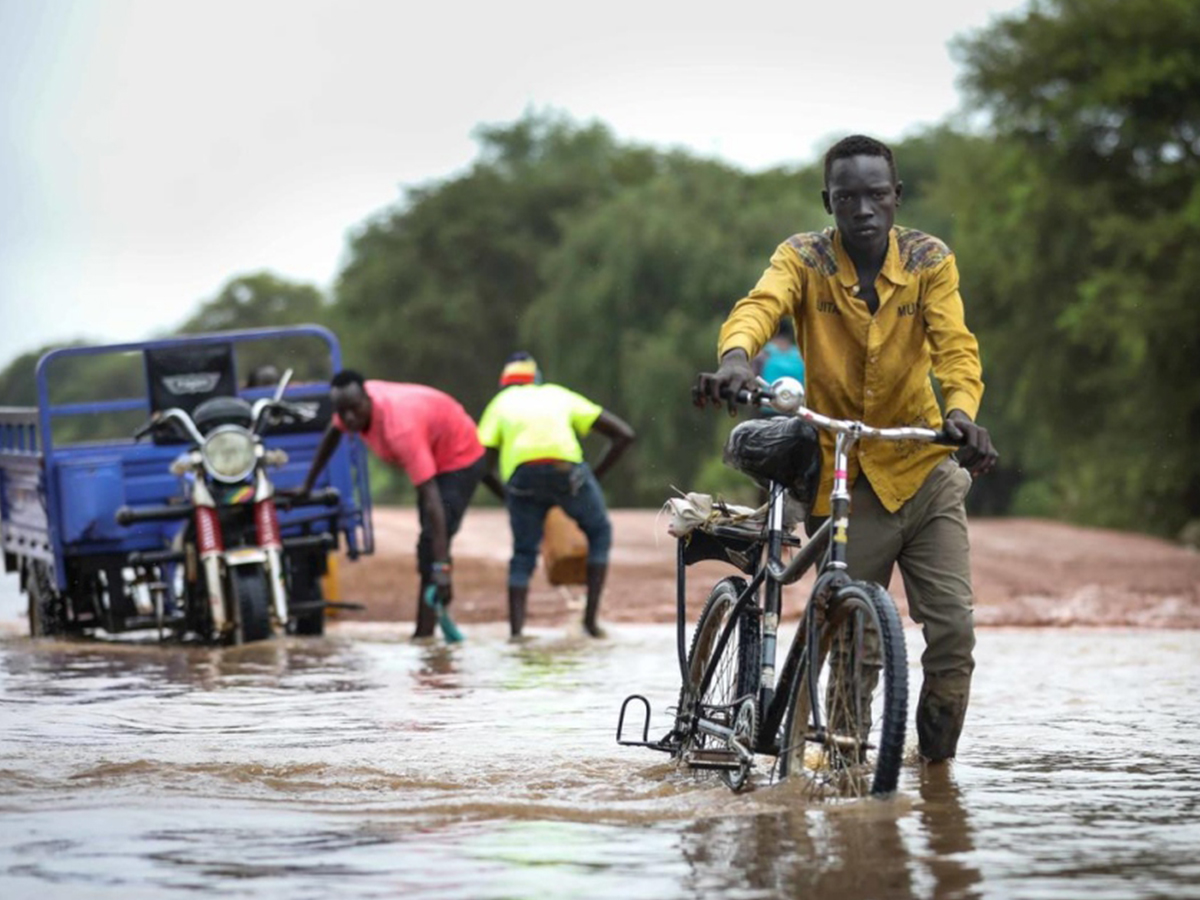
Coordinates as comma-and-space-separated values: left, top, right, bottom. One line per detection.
681, 576, 761, 787
779, 581, 908, 797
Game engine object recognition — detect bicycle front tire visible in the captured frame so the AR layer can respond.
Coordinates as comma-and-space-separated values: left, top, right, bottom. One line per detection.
681, 577, 762, 754
779, 580, 908, 797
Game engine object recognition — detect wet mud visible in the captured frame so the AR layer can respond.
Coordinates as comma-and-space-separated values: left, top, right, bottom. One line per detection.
341, 509, 1200, 629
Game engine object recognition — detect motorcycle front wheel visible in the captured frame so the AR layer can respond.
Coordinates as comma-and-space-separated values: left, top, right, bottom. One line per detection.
228, 565, 273, 644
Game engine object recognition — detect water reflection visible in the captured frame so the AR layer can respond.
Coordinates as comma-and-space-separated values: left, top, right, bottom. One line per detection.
673, 765, 981, 899
0, 626, 1197, 900
2, 635, 372, 695
412, 642, 462, 692
915, 763, 981, 900
679, 792, 909, 897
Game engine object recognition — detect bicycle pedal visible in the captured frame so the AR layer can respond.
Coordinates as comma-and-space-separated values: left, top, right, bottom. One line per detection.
686, 748, 743, 770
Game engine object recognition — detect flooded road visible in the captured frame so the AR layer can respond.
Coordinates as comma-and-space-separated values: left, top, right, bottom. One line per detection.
1, 575, 1198, 899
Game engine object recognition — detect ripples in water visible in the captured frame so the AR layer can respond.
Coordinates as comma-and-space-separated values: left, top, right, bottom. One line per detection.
1, 622, 1198, 899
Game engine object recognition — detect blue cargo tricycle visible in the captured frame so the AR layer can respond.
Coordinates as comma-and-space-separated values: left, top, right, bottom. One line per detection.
0, 325, 373, 643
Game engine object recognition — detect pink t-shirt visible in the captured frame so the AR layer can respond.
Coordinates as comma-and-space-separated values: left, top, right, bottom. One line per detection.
335, 381, 483, 485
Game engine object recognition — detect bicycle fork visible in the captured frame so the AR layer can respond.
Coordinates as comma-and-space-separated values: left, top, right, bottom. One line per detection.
758, 483, 787, 720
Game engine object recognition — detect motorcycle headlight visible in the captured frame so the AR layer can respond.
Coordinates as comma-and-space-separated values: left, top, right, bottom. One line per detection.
201, 426, 257, 483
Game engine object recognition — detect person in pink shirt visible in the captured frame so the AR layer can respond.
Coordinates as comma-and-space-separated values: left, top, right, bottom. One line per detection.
296, 370, 485, 639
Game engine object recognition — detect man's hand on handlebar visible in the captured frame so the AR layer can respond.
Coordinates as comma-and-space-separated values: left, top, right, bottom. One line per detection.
693, 350, 759, 416
944, 409, 999, 477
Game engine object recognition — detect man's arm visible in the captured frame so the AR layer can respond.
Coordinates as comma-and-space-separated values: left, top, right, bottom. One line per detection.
481, 447, 505, 500
298, 424, 343, 495
416, 478, 450, 564
696, 242, 802, 414
589, 410, 635, 481
414, 477, 456, 606
923, 258, 998, 476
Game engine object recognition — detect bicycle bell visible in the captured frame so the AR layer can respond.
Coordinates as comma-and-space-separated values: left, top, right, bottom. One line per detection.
768, 376, 805, 414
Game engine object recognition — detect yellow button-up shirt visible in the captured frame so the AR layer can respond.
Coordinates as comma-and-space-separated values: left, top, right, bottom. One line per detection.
718, 226, 984, 515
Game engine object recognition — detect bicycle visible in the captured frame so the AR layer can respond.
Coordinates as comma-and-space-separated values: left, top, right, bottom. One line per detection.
617, 376, 962, 797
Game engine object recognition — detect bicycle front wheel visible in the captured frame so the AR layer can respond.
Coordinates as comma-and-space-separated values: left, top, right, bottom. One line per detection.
779, 581, 908, 797
681, 577, 761, 766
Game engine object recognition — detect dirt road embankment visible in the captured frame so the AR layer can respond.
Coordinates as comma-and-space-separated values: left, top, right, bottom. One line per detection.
336, 509, 1200, 629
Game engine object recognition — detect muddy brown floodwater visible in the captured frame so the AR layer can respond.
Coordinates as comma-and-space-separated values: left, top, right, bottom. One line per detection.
1, 511, 1198, 899
1, 622, 1198, 900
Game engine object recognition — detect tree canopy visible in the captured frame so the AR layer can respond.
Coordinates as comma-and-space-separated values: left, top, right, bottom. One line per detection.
944, 0, 1200, 532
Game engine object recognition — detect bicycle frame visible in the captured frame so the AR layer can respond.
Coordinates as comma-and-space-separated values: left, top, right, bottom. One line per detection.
684, 405, 948, 752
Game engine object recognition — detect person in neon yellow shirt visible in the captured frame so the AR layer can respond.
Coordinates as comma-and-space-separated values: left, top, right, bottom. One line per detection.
478, 352, 635, 638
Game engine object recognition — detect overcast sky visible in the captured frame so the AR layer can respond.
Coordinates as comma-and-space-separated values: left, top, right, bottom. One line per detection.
0, 0, 1028, 366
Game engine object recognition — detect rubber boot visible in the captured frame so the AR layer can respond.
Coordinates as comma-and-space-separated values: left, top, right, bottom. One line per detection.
413, 580, 438, 639
917, 674, 972, 763
583, 563, 607, 638
508, 585, 528, 639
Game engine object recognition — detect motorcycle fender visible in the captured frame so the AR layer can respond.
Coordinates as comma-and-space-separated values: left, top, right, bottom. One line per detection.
224, 547, 268, 567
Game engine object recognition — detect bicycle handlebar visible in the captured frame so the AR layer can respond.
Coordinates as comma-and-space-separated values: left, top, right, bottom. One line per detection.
719, 382, 964, 447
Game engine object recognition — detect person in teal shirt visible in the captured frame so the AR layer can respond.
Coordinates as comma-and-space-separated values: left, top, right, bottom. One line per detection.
478, 352, 635, 638
753, 319, 806, 408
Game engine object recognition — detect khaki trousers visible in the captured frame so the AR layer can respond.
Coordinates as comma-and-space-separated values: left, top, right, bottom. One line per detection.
844, 457, 976, 761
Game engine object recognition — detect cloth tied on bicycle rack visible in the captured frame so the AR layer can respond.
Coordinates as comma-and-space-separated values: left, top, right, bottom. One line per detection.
662, 491, 804, 574
722, 417, 821, 507
663, 491, 805, 538
664, 492, 760, 538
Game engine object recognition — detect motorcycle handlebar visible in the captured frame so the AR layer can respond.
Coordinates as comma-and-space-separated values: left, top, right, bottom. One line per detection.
252, 399, 318, 434
131, 408, 205, 445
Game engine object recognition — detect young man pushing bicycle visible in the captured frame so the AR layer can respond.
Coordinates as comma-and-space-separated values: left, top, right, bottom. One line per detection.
695, 135, 999, 763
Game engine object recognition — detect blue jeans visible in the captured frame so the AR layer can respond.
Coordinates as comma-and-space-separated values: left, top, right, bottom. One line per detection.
505, 462, 612, 588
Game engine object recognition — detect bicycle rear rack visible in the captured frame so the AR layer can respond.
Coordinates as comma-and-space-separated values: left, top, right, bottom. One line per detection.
616, 694, 679, 754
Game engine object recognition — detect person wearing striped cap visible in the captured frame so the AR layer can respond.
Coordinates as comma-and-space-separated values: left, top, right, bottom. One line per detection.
478, 352, 635, 639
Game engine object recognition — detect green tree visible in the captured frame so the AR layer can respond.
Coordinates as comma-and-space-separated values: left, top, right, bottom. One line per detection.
179, 271, 327, 334
333, 111, 661, 419
179, 272, 334, 382
521, 157, 827, 503
946, 0, 1200, 533
0, 345, 59, 406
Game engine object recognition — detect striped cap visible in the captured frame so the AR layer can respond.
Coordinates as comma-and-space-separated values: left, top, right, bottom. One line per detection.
500, 352, 540, 387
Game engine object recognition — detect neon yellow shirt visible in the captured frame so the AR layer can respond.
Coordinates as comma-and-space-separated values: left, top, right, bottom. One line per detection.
718, 226, 984, 515
477, 383, 603, 482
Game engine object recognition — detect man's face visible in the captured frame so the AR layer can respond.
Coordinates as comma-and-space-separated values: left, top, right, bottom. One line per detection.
332, 383, 371, 432
822, 154, 902, 256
